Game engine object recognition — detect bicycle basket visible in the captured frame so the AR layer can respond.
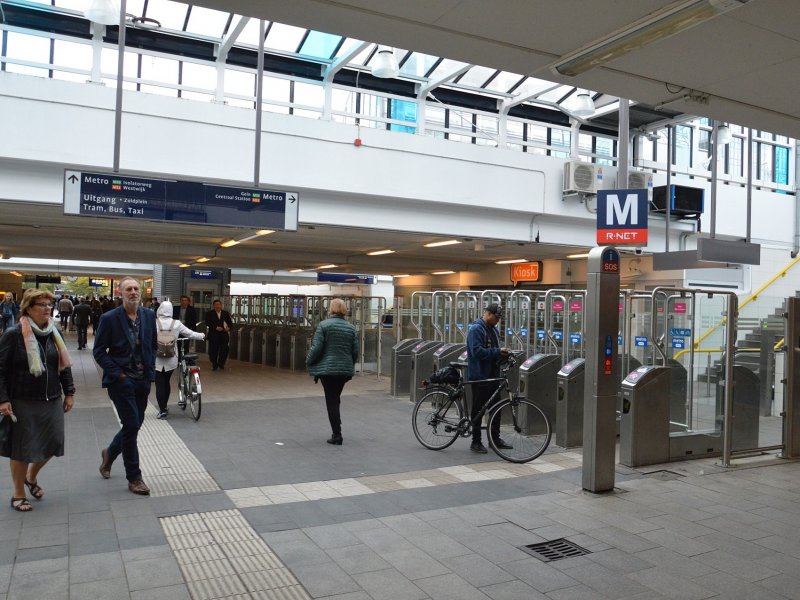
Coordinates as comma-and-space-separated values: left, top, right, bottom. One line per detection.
428, 366, 461, 385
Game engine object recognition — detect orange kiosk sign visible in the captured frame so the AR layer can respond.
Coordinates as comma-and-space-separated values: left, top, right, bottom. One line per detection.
510, 261, 542, 285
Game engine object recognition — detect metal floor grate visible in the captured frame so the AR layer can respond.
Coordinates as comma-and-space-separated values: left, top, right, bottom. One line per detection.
520, 538, 591, 562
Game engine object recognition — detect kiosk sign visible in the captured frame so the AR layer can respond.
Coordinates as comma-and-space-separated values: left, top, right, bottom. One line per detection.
510, 261, 542, 284
597, 189, 648, 245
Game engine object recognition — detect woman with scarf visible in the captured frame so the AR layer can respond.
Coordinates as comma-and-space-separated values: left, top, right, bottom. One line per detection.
0, 289, 75, 512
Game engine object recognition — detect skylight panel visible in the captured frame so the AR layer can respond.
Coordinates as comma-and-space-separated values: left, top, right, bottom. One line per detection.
426, 58, 469, 80
265, 22, 306, 52
338, 41, 372, 65
299, 31, 342, 59
399, 52, 439, 78
456, 65, 495, 88
144, 0, 190, 31
236, 18, 268, 47
185, 5, 230, 38
484, 70, 525, 93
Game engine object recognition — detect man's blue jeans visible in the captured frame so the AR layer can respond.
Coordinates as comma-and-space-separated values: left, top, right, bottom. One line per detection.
106, 377, 151, 482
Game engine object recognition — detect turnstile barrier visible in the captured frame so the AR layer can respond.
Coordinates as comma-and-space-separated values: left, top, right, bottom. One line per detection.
556, 358, 585, 448
518, 354, 561, 427
409, 341, 441, 403
619, 366, 671, 467
716, 365, 760, 452
390, 338, 422, 397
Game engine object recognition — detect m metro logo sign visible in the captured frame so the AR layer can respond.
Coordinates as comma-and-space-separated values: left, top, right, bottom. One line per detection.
597, 189, 648, 245
510, 261, 542, 285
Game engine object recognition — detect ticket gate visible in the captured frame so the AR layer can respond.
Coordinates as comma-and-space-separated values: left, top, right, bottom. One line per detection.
454, 350, 472, 415
391, 338, 422, 396
518, 354, 561, 426
716, 366, 761, 451
409, 341, 442, 403
556, 358, 585, 448
620, 366, 671, 466
228, 324, 243, 360
432, 343, 466, 371
277, 330, 293, 368
290, 330, 312, 371
250, 326, 265, 364
263, 328, 279, 367
237, 325, 255, 363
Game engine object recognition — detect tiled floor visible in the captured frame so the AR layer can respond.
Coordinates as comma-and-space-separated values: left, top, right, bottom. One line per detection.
2, 330, 800, 599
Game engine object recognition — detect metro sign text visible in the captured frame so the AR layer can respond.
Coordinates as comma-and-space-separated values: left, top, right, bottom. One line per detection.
596, 189, 648, 245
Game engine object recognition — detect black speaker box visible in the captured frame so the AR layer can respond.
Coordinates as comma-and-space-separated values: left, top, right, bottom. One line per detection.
652, 184, 704, 216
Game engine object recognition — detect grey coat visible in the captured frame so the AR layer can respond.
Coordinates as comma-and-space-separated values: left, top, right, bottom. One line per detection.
305, 315, 359, 377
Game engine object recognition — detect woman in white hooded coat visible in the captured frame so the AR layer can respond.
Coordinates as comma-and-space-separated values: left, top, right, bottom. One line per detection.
154, 300, 205, 419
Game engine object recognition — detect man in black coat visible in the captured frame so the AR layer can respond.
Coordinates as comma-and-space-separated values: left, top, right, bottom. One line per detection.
172, 295, 198, 331
72, 297, 93, 350
204, 299, 233, 370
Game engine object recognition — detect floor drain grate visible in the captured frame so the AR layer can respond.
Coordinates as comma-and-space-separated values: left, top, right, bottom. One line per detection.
520, 538, 591, 562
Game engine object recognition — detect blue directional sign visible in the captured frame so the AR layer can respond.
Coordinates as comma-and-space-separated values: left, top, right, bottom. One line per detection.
553, 331, 563, 341
670, 328, 692, 337
64, 170, 299, 231
569, 333, 582, 344
520, 327, 528, 337
317, 273, 376, 284
634, 336, 649, 347
537, 329, 545, 340
672, 337, 686, 349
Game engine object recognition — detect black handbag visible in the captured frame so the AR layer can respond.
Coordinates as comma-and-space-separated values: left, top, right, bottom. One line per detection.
0, 414, 11, 456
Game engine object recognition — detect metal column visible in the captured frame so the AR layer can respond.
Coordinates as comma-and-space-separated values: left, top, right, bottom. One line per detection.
784, 297, 800, 457
582, 247, 620, 493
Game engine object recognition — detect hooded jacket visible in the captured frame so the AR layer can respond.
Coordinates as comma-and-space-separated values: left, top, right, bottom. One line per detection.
305, 315, 359, 377
155, 301, 205, 372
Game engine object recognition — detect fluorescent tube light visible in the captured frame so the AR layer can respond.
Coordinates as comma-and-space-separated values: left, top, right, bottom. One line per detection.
255, 229, 274, 236
178, 263, 191, 268
367, 249, 395, 256
289, 268, 304, 273
551, 0, 749, 77
432, 270, 456, 275
393, 274, 410, 278
566, 253, 591, 259
316, 264, 337, 270
424, 240, 461, 248
220, 239, 239, 248
496, 259, 528, 264
196, 257, 210, 263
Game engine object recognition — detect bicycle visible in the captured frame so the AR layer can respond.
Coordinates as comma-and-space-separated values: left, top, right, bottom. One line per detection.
176, 338, 202, 421
412, 355, 551, 463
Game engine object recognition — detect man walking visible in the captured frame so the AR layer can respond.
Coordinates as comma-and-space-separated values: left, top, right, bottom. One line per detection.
72, 297, 92, 349
466, 304, 512, 454
173, 295, 198, 331
204, 299, 233, 370
93, 277, 157, 495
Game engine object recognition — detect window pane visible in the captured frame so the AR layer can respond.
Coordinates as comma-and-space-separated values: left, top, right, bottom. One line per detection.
144, 0, 190, 30
400, 52, 438, 78
595, 136, 614, 165
760, 143, 773, 182
390, 99, 416, 133
53, 38, 92, 73
224, 68, 254, 97
528, 124, 547, 143
551, 128, 571, 152
6, 32, 50, 66
299, 31, 341, 59
293, 81, 323, 109
674, 125, 692, 167
185, 5, 230, 38
475, 114, 496, 144
262, 75, 290, 104
181, 61, 215, 92
457, 66, 495, 88
236, 18, 268, 47
140, 55, 179, 85
775, 145, 789, 184
265, 23, 306, 52
727, 137, 743, 177
427, 58, 469, 80
484, 71, 524, 93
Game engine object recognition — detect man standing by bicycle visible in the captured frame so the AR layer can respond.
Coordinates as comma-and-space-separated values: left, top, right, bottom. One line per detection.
466, 304, 512, 454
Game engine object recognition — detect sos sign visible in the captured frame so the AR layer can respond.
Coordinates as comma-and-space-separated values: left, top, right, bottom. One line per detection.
601, 247, 620, 274
597, 189, 648, 245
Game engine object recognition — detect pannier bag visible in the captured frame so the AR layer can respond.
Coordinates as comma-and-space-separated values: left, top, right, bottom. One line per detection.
428, 366, 460, 385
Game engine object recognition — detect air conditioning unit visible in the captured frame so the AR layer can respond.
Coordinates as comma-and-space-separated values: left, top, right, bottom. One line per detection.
626, 170, 653, 190
563, 161, 603, 194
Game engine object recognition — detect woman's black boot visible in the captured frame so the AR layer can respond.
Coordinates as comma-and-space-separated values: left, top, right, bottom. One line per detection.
327, 433, 343, 445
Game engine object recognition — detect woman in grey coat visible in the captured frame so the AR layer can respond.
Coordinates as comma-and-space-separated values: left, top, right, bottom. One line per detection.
306, 298, 358, 445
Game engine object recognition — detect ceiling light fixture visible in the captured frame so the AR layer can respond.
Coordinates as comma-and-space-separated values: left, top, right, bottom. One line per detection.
717, 123, 733, 146
316, 264, 337, 270
551, 0, 750, 77
196, 257, 210, 263
432, 270, 456, 275
495, 259, 528, 264
424, 240, 461, 248
220, 239, 240, 248
289, 268, 304, 273
371, 45, 399, 79
178, 263, 191, 268
367, 249, 395, 256
393, 274, 410, 278
572, 92, 596, 117
9, 271, 22, 277
84, 0, 121, 25
255, 229, 275, 236
566, 253, 591, 259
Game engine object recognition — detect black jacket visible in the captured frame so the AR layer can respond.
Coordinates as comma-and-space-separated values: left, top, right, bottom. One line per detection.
173, 305, 198, 331
72, 303, 92, 327
205, 309, 233, 341
0, 325, 75, 404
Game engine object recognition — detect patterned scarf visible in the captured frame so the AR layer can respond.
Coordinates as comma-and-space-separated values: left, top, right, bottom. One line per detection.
19, 316, 72, 376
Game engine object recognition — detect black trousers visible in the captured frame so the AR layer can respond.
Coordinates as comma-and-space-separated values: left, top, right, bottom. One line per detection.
106, 377, 150, 482
471, 381, 502, 443
320, 375, 350, 435
155, 368, 174, 411
208, 333, 229, 368
76, 325, 88, 349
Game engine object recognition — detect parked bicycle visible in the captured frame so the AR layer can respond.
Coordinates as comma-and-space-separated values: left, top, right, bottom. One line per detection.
176, 338, 202, 421
412, 355, 551, 463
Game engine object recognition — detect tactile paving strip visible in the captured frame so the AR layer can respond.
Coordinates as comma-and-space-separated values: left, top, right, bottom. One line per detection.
162, 509, 311, 600
225, 452, 584, 508
135, 403, 220, 497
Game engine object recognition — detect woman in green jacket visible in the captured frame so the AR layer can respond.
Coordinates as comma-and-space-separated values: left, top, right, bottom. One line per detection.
306, 298, 359, 445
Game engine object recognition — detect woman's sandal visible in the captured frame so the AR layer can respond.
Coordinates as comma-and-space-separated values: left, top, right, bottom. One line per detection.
10, 497, 32, 512
24, 479, 43, 500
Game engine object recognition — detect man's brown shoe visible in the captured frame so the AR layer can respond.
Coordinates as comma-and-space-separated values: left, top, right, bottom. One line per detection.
128, 480, 150, 496
99, 448, 112, 479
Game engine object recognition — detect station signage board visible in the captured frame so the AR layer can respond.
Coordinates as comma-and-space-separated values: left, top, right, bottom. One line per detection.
510, 261, 542, 285
317, 273, 376, 285
63, 171, 299, 231
89, 278, 110, 287
191, 269, 219, 279
597, 189, 648, 245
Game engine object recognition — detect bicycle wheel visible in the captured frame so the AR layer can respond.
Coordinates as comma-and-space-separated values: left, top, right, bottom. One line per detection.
188, 371, 201, 421
487, 397, 551, 463
412, 388, 463, 450
177, 369, 188, 409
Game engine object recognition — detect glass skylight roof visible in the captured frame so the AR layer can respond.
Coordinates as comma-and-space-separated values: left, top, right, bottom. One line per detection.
23, 0, 605, 117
